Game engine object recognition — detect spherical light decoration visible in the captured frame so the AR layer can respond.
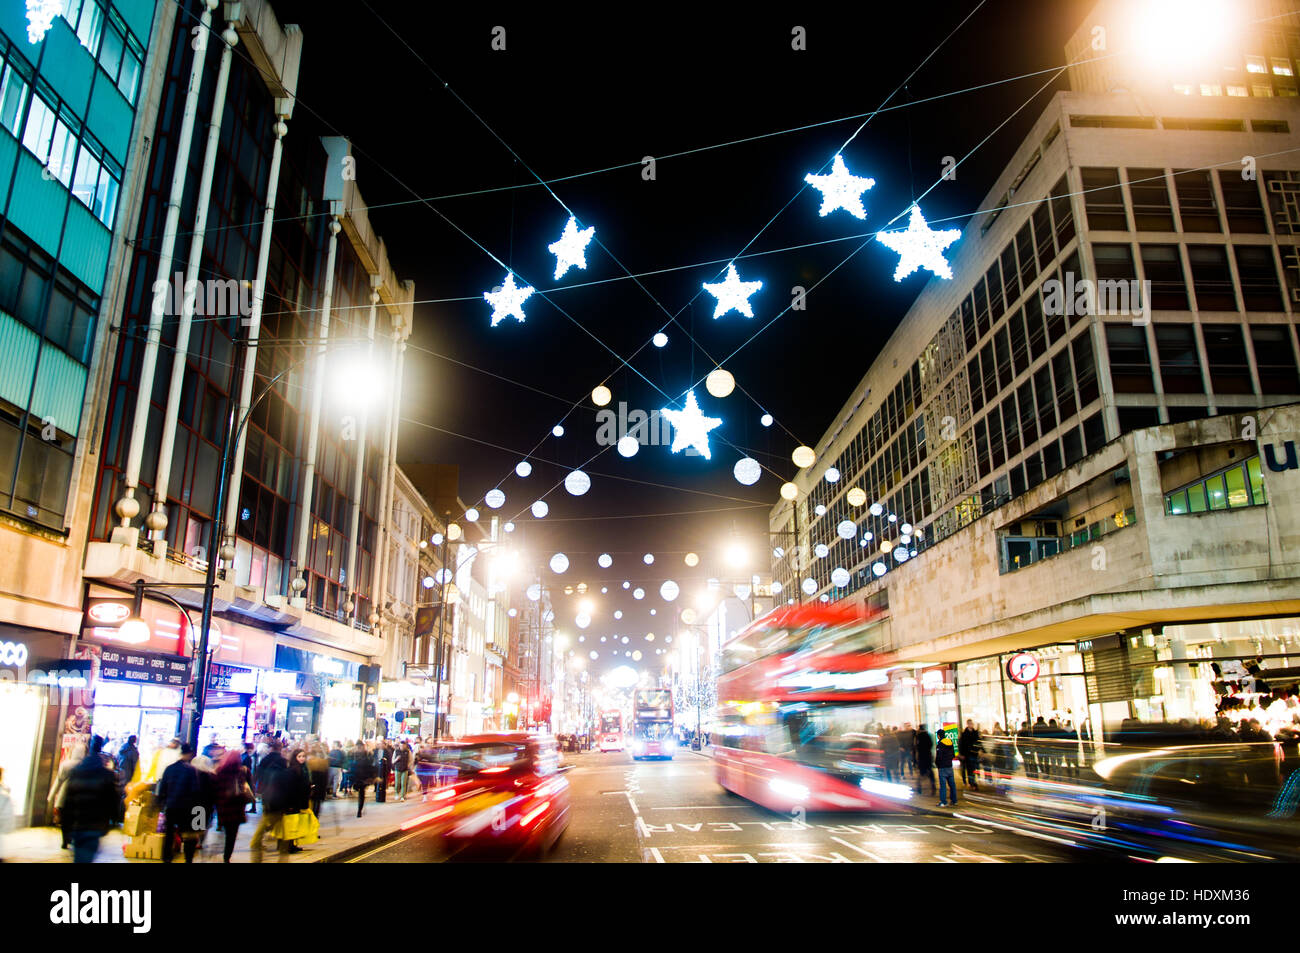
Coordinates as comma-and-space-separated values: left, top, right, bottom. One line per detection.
888, 513, 897, 524
837, 520, 857, 540
504, 522, 515, 533
814, 543, 829, 559
650, 609, 657, 616
901, 523, 913, 535
864, 532, 874, 541
705, 368, 735, 398
576, 613, 591, 629
435, 569, 453, 585
773, 546, 785, 559
880, 539, 893, 554
820, 594, 830, 603
465, 507, 479, 522
633, 650, 643, 661
516, 461, 532, 478
814, 504, 826, 517
617, 435, 639, 458
622, 581, 630, 589
552, 424, 565, 437
779, 482, 798, 501
801, 578, 818, 596
431, 533, 444, 546
622, 637, 630, 644
900, 533, 912, 545
601, 587, 608, 594
643, 553, 654, 565
792, 446, 816, 469
485, 489, 506, 509
872, 562, 887, 577
422, 576, 435, 589
895, 548, 909, 563
646, 633, 655, 641
734, 584, 751, 601
652, 331, 668, 348
526, 584, 541, 601
508, 607, 518, 618
592, 385, 612, 407
660, 580, 680, 602
684, 552, 699, 567
760, 413, 774, 428
733, 457, 761, 486
550, 553, 570, 574
447, 524, 462, 541
598, 553, 613, 568
825, 467, 840, 483
564, 470, 591, 496
531, 500, 549, 519
869, 502, 884, 516
831, 567, 851, 588
847, 487, 867, 507
771, 581, 784, 594
614, 610, 623, 620
590, 651, 598, 660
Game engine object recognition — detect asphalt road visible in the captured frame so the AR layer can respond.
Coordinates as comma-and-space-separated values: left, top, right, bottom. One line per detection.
349, 748, 1082, 863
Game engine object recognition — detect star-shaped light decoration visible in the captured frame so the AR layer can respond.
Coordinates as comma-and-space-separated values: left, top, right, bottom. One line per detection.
483, 271, 535, 327
702, 263, 762, 319
547, 215, 595, 280
660, 390, 723, 460
875, 205, 962, 281
26, 0, 62, 43
804, 154, 876, 219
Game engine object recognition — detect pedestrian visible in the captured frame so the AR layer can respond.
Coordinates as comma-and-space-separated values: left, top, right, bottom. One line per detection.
935, 728, 958, 807
307, 744, 329, 820
281, 747, 311, 853
115, 734, 139, 822
241, 744, 257, 812
328, 740, 345, 797
156, 743, 204, 863
913, 725, 935, 796
958, 720, 981, 790
214, 750, 250, 863
201, 735, 224, 762
63, 737, 119, 863
375, 741, 393, 804
393, 741, 412, 802
896, 723, 915, 778
350, 741, 375, 818
50, 742, 87, 850
879, 726, 899, 783
248, 740, 288, 861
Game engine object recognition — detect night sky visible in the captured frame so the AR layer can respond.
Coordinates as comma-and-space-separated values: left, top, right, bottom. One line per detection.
271, 0, 1098, 669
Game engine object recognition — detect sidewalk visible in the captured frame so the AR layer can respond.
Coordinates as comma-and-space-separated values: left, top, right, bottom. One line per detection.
4, 792, 446, 864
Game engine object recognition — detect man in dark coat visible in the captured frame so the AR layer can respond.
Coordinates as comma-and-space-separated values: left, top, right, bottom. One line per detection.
896, 724, 915, 779
958, 720, 981, 790
115, 735, 139, 822
350, 742, 376, 817
913, 725, 935, 795
935, 729, 957, 806
248, 741, 288, 860
157, 743, 204, 862
63, 737, 119, 863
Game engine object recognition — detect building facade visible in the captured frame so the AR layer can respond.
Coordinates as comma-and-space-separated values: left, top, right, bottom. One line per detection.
772, 0, 1300, 742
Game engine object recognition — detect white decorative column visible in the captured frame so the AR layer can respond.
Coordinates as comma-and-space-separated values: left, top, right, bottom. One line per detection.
148, 22, 239, 556
370, 332, 406, 630
113, 0, 219, 545
344, 279, 381, 619
290, 216, 342, 607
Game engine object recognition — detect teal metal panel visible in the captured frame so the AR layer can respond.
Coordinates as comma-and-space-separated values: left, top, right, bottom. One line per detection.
0, 4, 29, 49
86, 78, 132, 164
8, 151, 67, 259
0, 130, 16, 210
42, 19, 94, 117
31, 343, 87, 434
0, 311, 39, 414
60, 198, 110, 294
112, 0, 156, 44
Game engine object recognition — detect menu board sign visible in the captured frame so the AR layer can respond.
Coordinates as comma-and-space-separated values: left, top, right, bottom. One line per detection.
98, 647, 191, 686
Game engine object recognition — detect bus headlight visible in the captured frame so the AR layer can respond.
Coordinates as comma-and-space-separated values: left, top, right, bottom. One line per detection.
768, 778, 810, 802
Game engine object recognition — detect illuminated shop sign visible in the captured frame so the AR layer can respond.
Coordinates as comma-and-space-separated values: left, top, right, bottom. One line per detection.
776, 669, 889, 691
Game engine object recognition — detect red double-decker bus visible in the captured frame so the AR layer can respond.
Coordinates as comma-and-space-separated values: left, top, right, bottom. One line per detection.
713, 602, 914, 813
598, 709, 624, 752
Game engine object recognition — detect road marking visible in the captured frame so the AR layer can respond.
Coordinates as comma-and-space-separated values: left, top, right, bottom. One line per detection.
626, 794, 640, 815
649, 847, 665, 863
647, 805, 752, 810
829, 836, 887, 863
347, 827, 430, 863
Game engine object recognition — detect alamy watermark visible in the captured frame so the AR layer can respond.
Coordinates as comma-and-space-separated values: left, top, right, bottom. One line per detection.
151, 273, 261, 320
1042, 271, 1150, 325
596, 402, 702, 455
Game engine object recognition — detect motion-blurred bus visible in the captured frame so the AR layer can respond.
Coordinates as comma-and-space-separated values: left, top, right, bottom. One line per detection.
713, 602, 913, 813
598, 709, 624, 752
631, 689, 675, 759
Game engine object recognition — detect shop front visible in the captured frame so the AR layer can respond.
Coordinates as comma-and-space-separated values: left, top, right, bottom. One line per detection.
377, 680, 433, 740
0, 625, 73, 826
90, 646, 191, 770
269, 644, 367, 742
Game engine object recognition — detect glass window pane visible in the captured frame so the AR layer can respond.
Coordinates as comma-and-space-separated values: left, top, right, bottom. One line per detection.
72, 147, 99, 207
117, 49, 141, 103
1248, 455, 1266, 504
48, 120, 76, 185
99, 23, 124, 80
77, 0, 103, 53
1224, 464, 1249, 507
0, 64, 30, 136
1205, 473, 1228, 510
1166, 488, 1188, 515
21, 95, 56, 160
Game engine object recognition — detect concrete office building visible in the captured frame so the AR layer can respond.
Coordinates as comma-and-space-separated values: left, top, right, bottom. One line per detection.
771, 0, 1300, 741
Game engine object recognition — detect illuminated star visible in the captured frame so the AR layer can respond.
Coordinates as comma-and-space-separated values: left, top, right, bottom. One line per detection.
548, 215, 596, 280
875, 205, 962, 281
702, 263, 762, 319
804, 154, 876, 219
660, 390, 722, 460
483, 271, 535, 327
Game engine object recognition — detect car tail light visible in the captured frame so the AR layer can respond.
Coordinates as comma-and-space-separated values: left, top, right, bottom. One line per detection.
520, 801, 550, 828
481, 766, 509, 774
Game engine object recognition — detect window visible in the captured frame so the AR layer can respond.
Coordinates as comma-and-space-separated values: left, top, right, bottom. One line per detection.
1082, 167, 1128, 230
1033, 202, 1055, 269
1200, 83, 1223, 96
76, 0, 104, 54
1053, 348, 1077, 419
1251, 325, 1300, 392
1106, 324, 1156, 393
1073, 333, 1100, 406
1165, 457, 1265, 513
1092, 243, 1139, 316
1186, 245, 1238, 310
1247, 54, 1268, 73
1227, 85, 1249, 96
1218, 171, 1267, 233
1173, 170, 1222, 231
1140, 245, 1189, 310
0, 59, 30, 136
1035, 365, 1057, 432
1154, 324, 1204, 393
1253, 85, 1274, 97
1202, 324, 1253, 394
1127, 168, 1176, 231
1016, 221, 1036, 290
22, 93, 56, 161
1233, 246, 1283, 310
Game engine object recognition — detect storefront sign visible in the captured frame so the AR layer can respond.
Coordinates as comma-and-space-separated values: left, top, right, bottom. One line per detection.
274, 645, 360, 681
25, 659, 92, 688
208, 663, 258, 694
98, 648, 191, 687
1007, 652, 1041, 684
0, 640, 29, 666
85, 601, 130, 625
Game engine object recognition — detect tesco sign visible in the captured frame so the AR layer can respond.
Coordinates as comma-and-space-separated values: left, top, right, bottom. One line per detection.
0, 640, 29, 666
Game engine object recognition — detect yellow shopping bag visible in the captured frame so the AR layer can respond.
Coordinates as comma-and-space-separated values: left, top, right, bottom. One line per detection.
298, 809, 320, 845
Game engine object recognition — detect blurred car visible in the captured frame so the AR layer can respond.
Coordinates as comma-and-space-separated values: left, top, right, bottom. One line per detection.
431, 733, 571, 855
958, 739, 1300, 862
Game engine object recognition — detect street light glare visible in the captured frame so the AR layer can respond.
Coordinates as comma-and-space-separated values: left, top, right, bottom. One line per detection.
724, 541, 748, 568
1130, 0, 1237, 73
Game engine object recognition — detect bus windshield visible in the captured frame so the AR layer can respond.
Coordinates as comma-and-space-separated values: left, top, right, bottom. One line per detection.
600, 712, 621, 734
